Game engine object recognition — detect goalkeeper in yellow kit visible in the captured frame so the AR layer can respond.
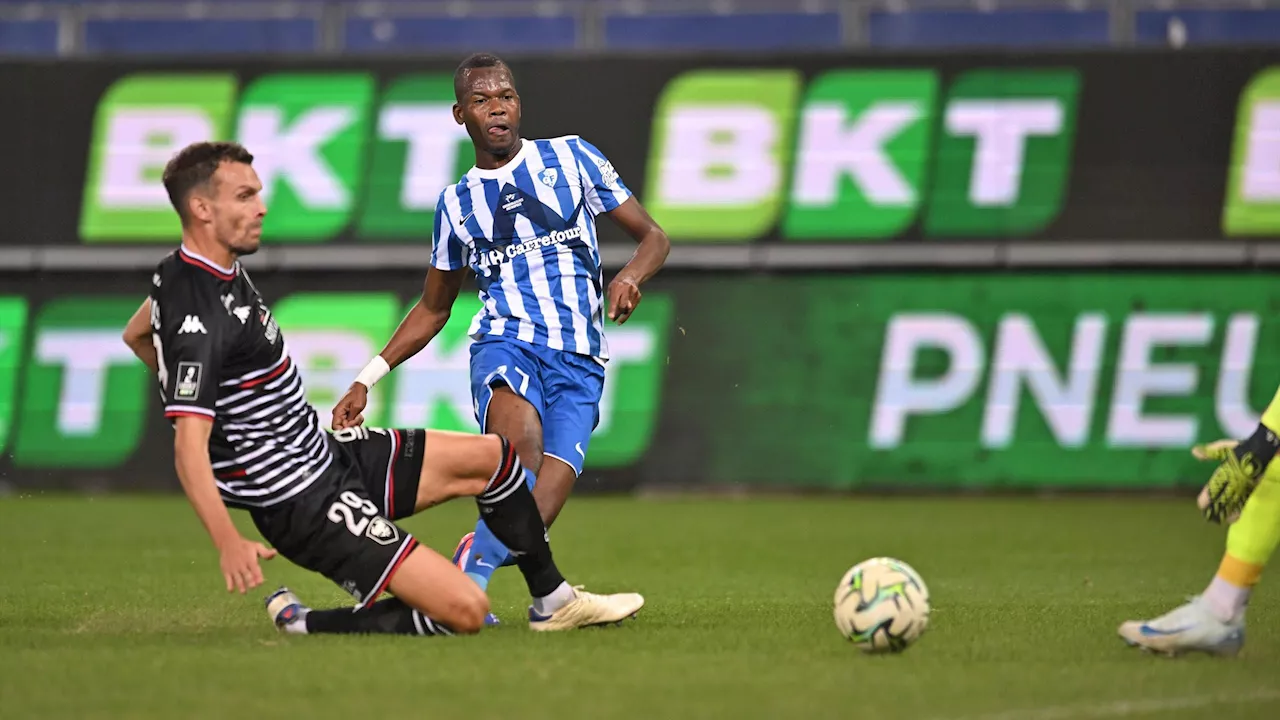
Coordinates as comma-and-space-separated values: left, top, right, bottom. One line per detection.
1118, 387, 1280, 656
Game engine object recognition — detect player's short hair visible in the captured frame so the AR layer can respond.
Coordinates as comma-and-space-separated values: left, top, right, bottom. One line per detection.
162, 141, 255, 224
453, 52, 512, 101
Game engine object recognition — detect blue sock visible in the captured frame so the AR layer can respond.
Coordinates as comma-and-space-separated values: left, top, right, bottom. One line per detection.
464, 520, 510, 591
464, 467, 537, 591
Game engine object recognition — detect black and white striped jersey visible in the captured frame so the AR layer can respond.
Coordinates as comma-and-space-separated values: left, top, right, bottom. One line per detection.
150, 246, 333, 509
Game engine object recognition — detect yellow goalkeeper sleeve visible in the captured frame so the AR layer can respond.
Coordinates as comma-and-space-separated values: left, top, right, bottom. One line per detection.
1263, 383, 1280, 434
1217, 384, 1280, 584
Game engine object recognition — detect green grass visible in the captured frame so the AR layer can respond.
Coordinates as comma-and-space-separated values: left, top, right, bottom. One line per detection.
2, 494, 1279, 719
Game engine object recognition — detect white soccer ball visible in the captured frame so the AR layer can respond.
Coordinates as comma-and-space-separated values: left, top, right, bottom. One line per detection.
833, 556, 931, 653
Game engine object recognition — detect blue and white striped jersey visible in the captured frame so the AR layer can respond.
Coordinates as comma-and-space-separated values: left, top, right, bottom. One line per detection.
430, 135, 632, 360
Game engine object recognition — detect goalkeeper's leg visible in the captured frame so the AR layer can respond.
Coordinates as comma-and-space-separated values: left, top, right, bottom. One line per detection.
1206, 386, 1280, 618
1118, 454, 1280, 656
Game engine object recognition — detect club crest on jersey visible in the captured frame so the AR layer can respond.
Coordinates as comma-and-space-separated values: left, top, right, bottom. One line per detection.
222, 294, 251, 324
538, 168, 558, 188
366, 517, 400, 546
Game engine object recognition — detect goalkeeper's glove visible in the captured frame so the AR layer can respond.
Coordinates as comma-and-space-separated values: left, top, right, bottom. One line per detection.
1194, 424, 1280, 524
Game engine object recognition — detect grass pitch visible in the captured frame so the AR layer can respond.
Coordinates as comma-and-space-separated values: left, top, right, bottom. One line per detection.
2, 493, 1279, 719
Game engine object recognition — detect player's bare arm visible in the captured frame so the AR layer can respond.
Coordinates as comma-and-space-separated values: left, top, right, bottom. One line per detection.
331, 266, 468, 430
604, 197, 670, 325
172, 415, 276, 594
379, 265, 468, 367
122, 297, 159, 374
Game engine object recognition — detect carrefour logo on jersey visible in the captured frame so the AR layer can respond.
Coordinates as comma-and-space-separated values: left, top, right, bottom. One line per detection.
644, 67, 1080, 242
478, 227, 585, 271
79, 71, 476, 243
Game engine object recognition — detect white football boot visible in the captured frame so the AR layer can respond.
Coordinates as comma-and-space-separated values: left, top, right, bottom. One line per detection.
528, 586, 645, 631
1118, 595, 1244, 657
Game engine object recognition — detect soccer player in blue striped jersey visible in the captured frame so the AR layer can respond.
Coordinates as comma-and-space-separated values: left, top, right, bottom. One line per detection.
332, 53, 670, 623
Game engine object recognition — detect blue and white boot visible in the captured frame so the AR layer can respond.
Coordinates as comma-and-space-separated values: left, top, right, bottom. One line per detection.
1118, 595, 1244, 657
265, 586, 310, 634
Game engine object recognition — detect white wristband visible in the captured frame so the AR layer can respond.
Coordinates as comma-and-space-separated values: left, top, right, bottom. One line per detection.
354, 356, 391, 389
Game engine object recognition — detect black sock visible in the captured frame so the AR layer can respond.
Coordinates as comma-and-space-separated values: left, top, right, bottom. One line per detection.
477, 437, 566, 598
305, 598, 454, 636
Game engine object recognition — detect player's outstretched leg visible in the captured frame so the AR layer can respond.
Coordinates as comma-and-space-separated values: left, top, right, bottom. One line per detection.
267, 544, 491, 637
268, 588, 458, 636
267, 432, 639, 636
455, 384, 541, 594
1118, 458, 1280, 656
475, 436, 644, 631
458, 358, 600, 597
454, 473, 533, 596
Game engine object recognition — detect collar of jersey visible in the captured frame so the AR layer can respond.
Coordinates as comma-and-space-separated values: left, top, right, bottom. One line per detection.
180, 245, 238, 277
467, 138, 532, 180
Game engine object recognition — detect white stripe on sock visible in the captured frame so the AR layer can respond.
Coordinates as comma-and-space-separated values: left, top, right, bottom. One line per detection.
479, 466, 526, 505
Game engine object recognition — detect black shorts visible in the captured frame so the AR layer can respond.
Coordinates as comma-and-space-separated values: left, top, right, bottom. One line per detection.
328, 426, 427, 521
248, 427, 428, 609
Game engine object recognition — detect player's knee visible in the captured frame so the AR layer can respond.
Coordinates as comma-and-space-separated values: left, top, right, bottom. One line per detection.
486, 432, 542, 475
508, 435, 543, 474
445, 586, 491, 634
517, 437, 544, 474
451, 433, 504, 483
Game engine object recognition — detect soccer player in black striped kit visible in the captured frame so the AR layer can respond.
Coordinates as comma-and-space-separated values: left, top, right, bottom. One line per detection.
122, 141, 644, 636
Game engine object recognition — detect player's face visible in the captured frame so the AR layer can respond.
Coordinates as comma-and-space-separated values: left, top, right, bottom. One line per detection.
208, 161, 267, 257
454, 67, 522, 159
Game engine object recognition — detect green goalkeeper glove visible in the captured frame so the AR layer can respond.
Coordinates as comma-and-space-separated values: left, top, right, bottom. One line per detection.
1194, 425, 1280, 524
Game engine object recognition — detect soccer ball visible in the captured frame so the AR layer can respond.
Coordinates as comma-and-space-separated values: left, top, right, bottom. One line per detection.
833, 557, 930, 653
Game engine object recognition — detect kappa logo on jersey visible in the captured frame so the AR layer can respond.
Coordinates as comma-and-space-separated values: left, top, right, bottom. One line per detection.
365, 517, 400, 546
174, 362, 202, 400
538, 168, 558, 188
178, 315, 206, 334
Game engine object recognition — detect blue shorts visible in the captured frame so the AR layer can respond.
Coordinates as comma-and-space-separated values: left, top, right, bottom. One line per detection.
469, 336, 606, 477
